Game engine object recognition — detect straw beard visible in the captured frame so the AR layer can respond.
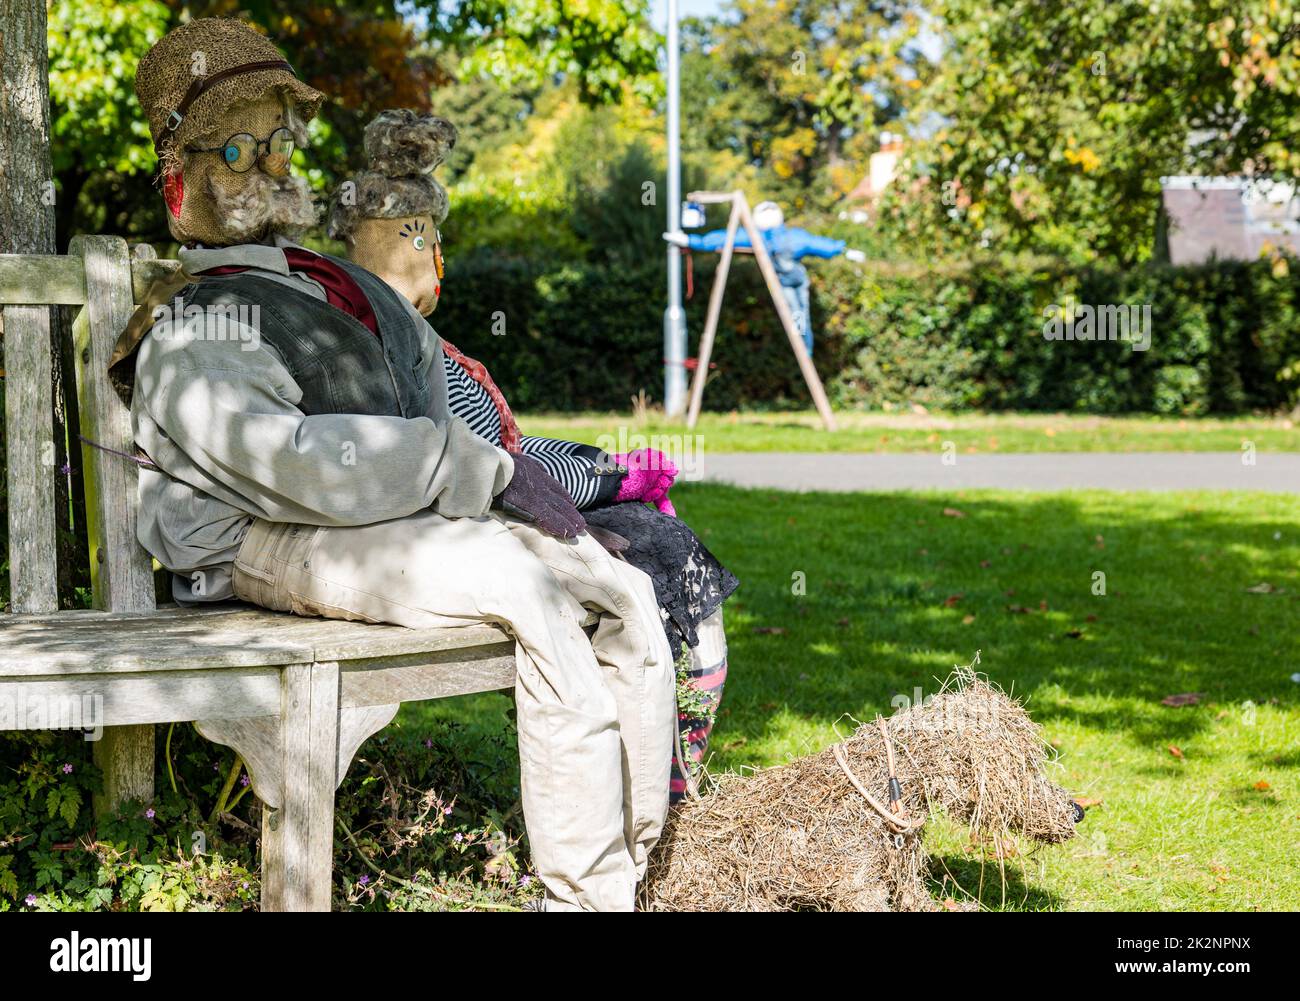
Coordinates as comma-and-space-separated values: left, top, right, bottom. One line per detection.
208, 170, 319, 243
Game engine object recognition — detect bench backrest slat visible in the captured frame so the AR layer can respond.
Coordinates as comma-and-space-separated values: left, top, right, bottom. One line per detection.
69, 236, 157, 613
2, 302, 59, 612
1, 240, 175, 615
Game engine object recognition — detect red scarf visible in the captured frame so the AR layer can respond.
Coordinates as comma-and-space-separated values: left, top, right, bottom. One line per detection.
198, 248, 379, 335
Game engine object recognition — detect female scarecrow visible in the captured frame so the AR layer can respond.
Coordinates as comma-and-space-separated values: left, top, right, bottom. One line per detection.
328, 110, 739, 799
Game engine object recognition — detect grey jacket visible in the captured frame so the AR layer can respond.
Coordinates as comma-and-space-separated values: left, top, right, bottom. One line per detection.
132, 237, 514, 602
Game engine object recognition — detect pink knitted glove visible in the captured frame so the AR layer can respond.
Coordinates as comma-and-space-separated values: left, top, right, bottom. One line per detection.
613, 449, 678, 516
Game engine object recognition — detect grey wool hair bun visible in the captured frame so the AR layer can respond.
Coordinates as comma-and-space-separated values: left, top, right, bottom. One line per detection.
328, 109, 456, 241
365, 108, 457, 175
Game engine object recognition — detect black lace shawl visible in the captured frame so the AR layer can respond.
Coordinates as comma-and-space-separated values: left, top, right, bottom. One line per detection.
584, 502, 739, 652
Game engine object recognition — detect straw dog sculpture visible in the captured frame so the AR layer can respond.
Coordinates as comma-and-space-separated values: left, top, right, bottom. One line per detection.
643, 663, 1083, 911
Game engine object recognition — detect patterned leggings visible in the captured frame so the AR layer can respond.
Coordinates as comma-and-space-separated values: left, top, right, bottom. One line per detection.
670, 609, 728, 803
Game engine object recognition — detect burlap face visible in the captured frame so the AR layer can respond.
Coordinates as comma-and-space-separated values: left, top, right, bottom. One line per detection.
135, 17, 323, 177
169, 90, 318, 246
348, 215, 440, 316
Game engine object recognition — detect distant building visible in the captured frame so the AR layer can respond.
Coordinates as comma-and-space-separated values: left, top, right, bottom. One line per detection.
849, 132, 903, 203
1158, 176, 1300, 264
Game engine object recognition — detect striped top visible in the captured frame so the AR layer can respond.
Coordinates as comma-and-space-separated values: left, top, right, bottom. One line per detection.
442, 352, 619, 509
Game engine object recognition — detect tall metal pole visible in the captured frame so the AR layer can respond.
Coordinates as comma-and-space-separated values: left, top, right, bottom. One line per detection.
662, 0, 687, 417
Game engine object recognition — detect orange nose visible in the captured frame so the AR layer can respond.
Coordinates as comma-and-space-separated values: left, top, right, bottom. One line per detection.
261, 152, 291, 177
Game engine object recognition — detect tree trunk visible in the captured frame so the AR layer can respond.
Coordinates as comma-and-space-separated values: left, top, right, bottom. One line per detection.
1, 0, 72, 610
0, 0, 56, 255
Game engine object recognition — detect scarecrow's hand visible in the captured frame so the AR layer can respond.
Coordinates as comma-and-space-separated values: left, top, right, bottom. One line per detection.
613, 448, 678, 517
494, 453, 586, 539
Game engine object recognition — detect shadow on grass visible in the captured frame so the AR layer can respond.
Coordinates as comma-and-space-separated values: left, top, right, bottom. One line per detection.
681, 484, 1299, 767
926, 849, 1070, 911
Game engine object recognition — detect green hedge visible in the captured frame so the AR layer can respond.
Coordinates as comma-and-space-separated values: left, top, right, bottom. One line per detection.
434, 249, 1300, 415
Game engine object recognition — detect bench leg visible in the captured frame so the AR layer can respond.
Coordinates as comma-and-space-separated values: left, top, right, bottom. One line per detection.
197, 671, 397, 912
92, 724, 154, 819
262, 661, 340, 912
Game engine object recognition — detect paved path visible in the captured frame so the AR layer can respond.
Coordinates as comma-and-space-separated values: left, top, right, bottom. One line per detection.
694, 452, 1300, 493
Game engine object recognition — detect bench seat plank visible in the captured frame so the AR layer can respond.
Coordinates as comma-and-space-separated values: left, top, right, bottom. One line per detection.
0, 604, 516, 675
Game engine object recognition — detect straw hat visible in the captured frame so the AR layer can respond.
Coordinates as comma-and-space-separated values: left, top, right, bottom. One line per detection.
135, 17, 323, 174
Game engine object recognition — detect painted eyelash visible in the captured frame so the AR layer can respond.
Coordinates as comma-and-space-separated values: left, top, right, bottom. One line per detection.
399, 220, 428, 239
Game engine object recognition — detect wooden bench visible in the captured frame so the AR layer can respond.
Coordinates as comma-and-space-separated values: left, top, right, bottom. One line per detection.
0, 236, 523, 910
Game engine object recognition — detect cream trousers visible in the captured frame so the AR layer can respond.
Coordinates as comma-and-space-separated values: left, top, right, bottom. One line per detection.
231, 510, 676, 911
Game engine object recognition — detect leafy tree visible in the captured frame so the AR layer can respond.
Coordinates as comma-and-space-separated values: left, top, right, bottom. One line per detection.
445, 0, 661, 105
882, 0, 1300, 264
679, 0, 925, 210
1204, 2, 1300, 176
46, 0, 171, 245
45, 0, 664, 247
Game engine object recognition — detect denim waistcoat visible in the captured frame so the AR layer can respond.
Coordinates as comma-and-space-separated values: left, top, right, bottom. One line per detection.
174, 254, 430, 418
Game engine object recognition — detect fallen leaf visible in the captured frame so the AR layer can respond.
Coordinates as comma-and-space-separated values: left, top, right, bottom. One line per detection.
962, 614, 976, 625
753, 626, 785, 635
1245, 582, 1278, 593
1007, 604, 1032, 614
1074, 796, 1103, 809
942, 594, 963, 607
1253, 780, 1272, 792
1162, 693, 1204, 707
1063, 628, 1085, 639
1168, 744, 1185, 760
835, 617, 851, 628
940, 898, 960, 911
1085, 614, 1098, 622
942, 507, 966, 518
979, 559, 991, 568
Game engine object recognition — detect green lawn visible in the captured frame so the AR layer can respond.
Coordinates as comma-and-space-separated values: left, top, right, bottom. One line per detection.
519, 410, 1300, 455
398, 482, 1299, 911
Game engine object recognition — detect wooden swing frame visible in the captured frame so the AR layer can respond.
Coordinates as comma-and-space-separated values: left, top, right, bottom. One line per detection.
683, 190, 837, 431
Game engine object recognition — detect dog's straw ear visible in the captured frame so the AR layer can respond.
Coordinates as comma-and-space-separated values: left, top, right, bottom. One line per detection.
364, 109, 458, 176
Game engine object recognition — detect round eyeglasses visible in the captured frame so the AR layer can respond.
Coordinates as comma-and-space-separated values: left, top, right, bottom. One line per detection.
187, 127, 295, 173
